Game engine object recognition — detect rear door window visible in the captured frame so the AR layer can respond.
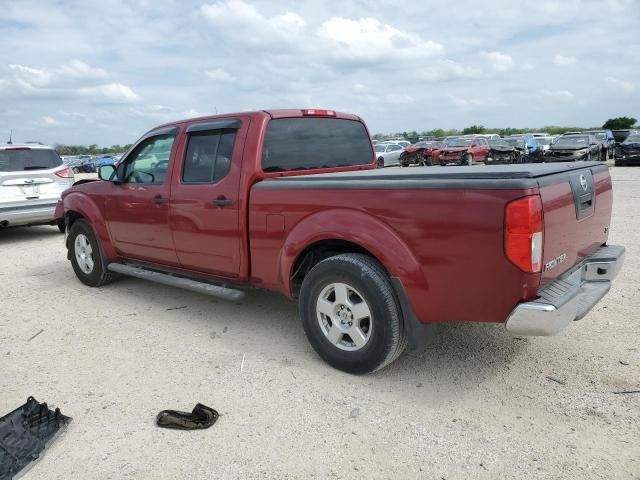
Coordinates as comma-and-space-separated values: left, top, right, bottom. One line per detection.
182, 130, 236, 184
0, 149, 62, 172
262, 118, 373, 172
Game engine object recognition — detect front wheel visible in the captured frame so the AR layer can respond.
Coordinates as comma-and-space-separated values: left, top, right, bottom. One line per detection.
462, 154, 473, 166
299, 254, 407, 374
68, 219, 117, 287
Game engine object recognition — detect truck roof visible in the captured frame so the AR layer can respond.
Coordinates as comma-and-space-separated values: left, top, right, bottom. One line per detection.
149, 109, 362, 133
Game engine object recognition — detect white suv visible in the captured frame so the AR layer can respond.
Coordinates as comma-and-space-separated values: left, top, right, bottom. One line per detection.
0, 143, 74, 231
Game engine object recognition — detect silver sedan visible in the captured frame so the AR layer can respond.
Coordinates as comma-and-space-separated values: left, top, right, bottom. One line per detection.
375, 143, 404, 167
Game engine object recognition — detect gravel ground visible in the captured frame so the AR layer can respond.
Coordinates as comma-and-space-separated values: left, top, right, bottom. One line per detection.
1, 166, 638, 480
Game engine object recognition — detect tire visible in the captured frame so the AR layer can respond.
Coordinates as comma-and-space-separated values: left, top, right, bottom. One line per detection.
68, 219, 117, 287
425, 155, 432, 166
56, 219, 65, 233
462, 154, 472, 166
614, 159, 621, 167
377, 157, 385, 168
298, 253, 407, 374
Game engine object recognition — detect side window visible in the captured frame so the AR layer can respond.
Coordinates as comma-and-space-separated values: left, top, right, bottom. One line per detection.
182, 130, 236, 184
122, 134, 176, 185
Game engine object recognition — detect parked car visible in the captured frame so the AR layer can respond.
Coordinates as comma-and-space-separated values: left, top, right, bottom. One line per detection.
486, 139, 517, 164
0, 143, 74, 231
564, 131, 609, 161
500, 137, 530, 163
534, 136, 555, 156
508, 134, 541, 161
614, 133, 640, 166
438, 137, 490, 165
375, 142, 404, 167
584, 130, 615, 159
95, 155, 116, 169
545, 134, 600, 161
399, 141, 444, 166
55, 109, 624, 374
611, 129, 639, 145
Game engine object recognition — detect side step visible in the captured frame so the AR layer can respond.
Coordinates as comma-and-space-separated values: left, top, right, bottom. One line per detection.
107, 263, 246, 302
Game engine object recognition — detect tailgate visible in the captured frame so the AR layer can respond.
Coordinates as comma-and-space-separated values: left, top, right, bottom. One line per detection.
538, 163, 611, 286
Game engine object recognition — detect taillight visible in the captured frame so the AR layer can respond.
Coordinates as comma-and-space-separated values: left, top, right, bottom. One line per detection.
54, 167, 74, 178
301, 109, 336, 117
505, 195, 544, 273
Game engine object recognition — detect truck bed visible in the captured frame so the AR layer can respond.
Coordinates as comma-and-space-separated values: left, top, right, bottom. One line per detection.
251, 161, 611, 324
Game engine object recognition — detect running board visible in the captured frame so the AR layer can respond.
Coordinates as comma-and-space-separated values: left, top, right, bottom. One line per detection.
107, 263, 246, 302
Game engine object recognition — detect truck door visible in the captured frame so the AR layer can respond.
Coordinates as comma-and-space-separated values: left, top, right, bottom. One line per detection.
104, 128, 180, 265
169, 118, 247, 278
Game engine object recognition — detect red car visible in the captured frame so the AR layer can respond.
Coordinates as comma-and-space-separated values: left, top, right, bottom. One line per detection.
399, 141, 444, 166
439, 137, 491, 165
56, 109, 624, 374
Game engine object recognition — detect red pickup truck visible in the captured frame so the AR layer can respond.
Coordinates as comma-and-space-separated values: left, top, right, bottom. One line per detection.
56, 109, 624, 374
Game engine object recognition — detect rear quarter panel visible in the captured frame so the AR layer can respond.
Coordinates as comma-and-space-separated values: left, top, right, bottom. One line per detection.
249, 185, 540, 324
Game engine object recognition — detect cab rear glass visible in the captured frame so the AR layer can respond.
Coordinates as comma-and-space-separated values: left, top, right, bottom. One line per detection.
0, 149, 62, 172
262, 118, 374, 172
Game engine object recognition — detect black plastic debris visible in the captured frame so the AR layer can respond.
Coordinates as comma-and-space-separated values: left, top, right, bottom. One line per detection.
0, 397, 71, 480
156, 403, 219, 430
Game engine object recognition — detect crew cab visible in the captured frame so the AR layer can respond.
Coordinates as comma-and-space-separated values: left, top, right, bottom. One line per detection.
56, 109, 625, 374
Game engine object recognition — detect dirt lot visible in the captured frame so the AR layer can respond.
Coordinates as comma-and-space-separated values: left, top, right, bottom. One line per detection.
1, 166, 638, 480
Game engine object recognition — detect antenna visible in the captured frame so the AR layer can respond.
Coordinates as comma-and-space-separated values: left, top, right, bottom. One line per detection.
7, 130, 12, 145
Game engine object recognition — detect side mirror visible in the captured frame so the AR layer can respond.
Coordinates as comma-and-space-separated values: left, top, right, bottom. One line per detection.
98, 164, 118, 182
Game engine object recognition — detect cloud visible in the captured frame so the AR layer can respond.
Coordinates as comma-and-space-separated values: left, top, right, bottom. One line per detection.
41, 116, 65, 126
553, 55, 577, 65
542, 89, 574, 100
1, 62, 139, 103
605, 76, 635, 92
205, 68, 235, 82
481, 51, 513, 71
78, 83, 140, 103
317, 17, 443, 64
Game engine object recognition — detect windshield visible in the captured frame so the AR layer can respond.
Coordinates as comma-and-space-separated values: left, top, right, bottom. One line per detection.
502, 138, 525, 148
445, 138, 472, 147
624, 135, 640, 143
374, 144, 387, 152
535, 137, 553, 146
0, 148, 63, 172
262, 118, 374, 172
554, 136, 590, 147
490, 139, 510, 147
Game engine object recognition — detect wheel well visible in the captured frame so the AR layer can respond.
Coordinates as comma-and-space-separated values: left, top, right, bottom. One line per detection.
65, 210, 84, 228
290, 240, 382, 297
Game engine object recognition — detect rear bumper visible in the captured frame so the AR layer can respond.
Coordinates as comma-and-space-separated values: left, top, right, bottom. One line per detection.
0, 201, 58, 226
505, 245, 625, 336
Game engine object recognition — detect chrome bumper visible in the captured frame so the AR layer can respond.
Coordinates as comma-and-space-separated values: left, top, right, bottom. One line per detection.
505, 245, 625, 336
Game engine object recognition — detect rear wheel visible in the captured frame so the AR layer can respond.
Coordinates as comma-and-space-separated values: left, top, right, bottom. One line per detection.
68, 219, 116, 287
299, 253, 407, 374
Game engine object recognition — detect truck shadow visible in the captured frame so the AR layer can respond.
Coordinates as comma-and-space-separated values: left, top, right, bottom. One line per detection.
0, 226, 61, 245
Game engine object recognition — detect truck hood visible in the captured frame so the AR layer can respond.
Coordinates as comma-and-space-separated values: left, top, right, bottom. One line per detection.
439, 147, 467, 154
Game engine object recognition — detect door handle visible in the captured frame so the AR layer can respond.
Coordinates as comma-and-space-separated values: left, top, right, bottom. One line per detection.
212, 197, 232, 207
153, 195, 168, 204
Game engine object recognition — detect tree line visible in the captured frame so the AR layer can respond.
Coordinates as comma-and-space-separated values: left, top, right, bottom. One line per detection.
373, 116, 638, 140
54, 144, 133, 156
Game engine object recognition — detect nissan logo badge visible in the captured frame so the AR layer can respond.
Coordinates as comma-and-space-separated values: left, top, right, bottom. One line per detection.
580, 174, 588, 192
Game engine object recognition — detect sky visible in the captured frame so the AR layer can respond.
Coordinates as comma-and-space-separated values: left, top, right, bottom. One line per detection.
0, 0, 638, 146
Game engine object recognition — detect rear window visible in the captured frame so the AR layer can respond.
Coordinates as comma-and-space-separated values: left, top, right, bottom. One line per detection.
262, 118, 373, 172
0, 148, 62, 172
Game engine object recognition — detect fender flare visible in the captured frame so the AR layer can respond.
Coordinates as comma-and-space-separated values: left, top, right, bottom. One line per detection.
279, 208, 427, 297
63, 192, 117, 260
